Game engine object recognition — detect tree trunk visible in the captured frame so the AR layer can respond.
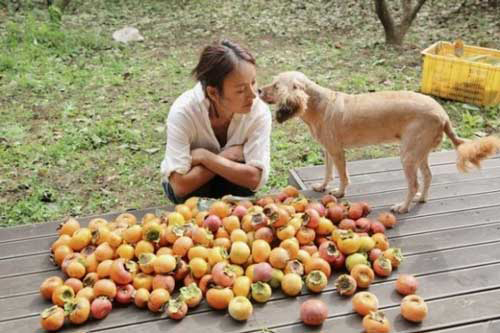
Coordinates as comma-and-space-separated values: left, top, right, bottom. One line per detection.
374, 0, 427, 46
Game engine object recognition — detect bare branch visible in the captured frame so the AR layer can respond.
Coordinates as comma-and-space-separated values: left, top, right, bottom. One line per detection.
403, 0, 427, 27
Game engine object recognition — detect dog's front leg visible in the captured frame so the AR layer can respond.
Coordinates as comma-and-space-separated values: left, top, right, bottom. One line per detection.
312, 150, 333, 192
329, 151, 349, 198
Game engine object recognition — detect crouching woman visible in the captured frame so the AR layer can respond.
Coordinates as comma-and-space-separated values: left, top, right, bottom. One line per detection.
161, 39, 272, 203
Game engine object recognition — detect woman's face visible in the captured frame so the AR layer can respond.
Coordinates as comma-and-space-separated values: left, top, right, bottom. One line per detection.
210, 61, 257, 116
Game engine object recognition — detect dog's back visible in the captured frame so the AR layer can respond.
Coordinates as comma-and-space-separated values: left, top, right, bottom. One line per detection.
335, 91, 448, 147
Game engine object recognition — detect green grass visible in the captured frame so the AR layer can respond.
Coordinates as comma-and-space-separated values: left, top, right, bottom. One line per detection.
1, 0, 499, 227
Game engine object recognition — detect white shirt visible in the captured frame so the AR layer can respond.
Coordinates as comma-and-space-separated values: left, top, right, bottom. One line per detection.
161, 82, 272, 191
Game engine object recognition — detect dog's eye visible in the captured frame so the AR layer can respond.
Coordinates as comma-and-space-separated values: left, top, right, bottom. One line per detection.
293, 84, 297, 90
273, 83, 278, 89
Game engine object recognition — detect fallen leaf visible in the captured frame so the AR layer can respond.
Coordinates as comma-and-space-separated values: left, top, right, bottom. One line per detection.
144, 148, 160, 154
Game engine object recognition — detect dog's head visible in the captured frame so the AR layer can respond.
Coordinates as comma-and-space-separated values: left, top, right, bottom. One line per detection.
259, 71, 309, 123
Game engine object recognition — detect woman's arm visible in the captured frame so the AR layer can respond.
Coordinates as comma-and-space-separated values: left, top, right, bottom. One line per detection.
168, 145, 252, 197
168, 166, 215, 198
192, 148, 262, 191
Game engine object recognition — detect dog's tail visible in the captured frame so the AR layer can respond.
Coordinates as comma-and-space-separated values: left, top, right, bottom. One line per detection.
444, 120, 500, 172
456, 136, 500, 172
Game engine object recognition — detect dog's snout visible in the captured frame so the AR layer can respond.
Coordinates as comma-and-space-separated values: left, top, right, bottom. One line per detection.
257, 88, 262, 95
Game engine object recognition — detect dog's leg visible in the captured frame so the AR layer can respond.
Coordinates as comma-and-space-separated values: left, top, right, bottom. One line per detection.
414, 154, 432, 203
329, 151, 349, 198
312, 150, 333, 192
392, 154, 419, 213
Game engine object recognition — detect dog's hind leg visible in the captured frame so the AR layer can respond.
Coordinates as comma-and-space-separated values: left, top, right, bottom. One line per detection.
415, 127, 443, 203
313, 150, 333, 192
414, 154, 432, 203
329, 151, 349, 198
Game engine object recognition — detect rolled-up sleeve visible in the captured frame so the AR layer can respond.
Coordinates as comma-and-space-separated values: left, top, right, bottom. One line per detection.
243, 107, 272, 191
161, 108, 193, 181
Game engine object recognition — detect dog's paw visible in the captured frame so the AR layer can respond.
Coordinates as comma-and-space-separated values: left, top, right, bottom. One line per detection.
328, 188, 345, 198
312, 183, 327, 192
390, 202, 409, 214
413, 192, 427, 203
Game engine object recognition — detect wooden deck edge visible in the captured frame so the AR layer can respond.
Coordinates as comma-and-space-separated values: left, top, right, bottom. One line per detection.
287, 168, 307, 190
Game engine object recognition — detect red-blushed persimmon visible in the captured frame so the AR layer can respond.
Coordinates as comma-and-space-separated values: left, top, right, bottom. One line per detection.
91, 296, 112, 319
300, 299, 328, 326
395, 274, 419, 295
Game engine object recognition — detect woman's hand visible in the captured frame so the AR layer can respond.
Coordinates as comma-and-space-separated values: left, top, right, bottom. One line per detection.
191, 148, 209, 166
220, 145, 244, 162
191, 145, 244, 167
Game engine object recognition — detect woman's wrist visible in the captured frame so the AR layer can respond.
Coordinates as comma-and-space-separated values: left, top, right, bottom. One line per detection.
191, 148, 212, 166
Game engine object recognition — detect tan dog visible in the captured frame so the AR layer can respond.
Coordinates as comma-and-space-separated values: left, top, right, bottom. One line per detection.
259, 71, 500, 213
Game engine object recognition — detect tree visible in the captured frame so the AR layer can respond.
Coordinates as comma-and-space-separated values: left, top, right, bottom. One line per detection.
374, 0, 427, 46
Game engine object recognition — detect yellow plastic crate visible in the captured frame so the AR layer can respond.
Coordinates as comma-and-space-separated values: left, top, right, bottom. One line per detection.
421, 41, 500, 106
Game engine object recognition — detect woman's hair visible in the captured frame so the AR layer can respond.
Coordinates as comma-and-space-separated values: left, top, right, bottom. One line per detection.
192, 39, 256, 94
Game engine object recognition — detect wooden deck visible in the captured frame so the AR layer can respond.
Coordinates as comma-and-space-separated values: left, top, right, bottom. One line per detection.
1, 150, 500, 332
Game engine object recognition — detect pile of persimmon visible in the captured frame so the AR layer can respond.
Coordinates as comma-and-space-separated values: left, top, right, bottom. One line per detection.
40, 185, 411, 331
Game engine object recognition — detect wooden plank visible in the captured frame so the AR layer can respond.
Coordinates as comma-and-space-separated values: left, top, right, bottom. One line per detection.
389, 223, 500, 254
269, 290, 500, 333
301, 157, 500, 185
0, 240, 54, 261
384, 204, 500, 237
303, 165, 500, 194
5, 263, 495, 333
288, 168, 307, 190
344, 176, 500, 208
293, 149, 458, 180
0, 270, 65, 300
423, 319, 500, 333
0, 253, 55, 278
0, 206, 173, 243
352, 191, 500, 221
293, 151, 500, 183
2, 239, 500, 325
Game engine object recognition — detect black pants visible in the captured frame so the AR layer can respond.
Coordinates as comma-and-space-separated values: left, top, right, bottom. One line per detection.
162, 176, 255, 204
